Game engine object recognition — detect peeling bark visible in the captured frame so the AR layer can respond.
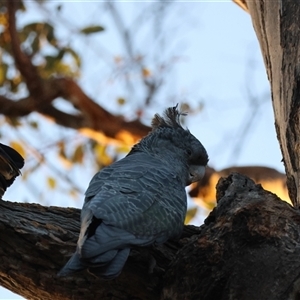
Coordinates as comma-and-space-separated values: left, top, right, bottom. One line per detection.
244, 0, 300, 206
1, 174, 300, 299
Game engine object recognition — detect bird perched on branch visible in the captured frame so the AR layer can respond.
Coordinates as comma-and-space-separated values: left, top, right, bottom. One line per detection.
0, 143, 24, 198
58, 105, 208, 279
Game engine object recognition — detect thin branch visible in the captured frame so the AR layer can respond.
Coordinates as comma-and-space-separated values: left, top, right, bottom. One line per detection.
15, 132, 85, 195
106, 1, 134, 59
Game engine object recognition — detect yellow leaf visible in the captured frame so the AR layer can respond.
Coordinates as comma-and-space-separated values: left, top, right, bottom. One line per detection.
58, 141, 72, 169
0, 63, 8, 85
116, 144, 131, 154
72, 144, 84, 164
47, 177, 56, 189
94, 144, 113, 166
0, 13, 8, 27
80, 25, 105, 34
184, 207, 198, 224
142, 68, 151, 78
10, 141, 26, 159
69, 189, 78, 199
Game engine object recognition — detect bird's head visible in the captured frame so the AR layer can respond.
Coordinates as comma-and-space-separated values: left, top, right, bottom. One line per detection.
131, 105, 208, 186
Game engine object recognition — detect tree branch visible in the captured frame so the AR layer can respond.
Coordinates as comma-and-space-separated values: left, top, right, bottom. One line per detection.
164, 173, 300, 299
4, 0, 151, 145
1, 173, 300, 299
0, 199, 194, 300
0, 77, 150, 144
7, 0, 44, 102
0, 95, 35, 117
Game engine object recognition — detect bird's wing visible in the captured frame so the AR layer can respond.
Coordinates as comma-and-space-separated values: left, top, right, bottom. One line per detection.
81, 152, 187, 244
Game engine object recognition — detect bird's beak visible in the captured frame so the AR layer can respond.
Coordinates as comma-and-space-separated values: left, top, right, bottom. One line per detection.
188, 165, 206, 185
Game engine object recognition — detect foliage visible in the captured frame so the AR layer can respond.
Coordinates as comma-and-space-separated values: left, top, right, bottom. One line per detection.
0, 0, 204, 220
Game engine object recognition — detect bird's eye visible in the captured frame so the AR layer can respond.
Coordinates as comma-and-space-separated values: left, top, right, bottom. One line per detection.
186, 149, 192, 156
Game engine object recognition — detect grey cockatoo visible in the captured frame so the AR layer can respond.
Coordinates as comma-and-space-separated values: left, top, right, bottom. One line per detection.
58, 105, 208, 279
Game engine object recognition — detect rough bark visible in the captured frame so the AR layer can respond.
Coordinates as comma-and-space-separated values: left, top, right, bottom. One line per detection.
242, 0, 300, 207
1, 173, 300, 299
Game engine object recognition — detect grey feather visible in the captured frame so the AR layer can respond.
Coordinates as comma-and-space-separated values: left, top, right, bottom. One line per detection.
58, 105, 208, 279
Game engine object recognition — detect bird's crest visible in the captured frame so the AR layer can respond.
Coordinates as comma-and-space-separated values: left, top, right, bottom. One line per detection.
151, 104, 186, 130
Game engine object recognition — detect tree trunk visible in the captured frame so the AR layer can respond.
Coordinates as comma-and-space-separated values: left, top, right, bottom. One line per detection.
244, 0, 300, 207
1, 173, 300, 299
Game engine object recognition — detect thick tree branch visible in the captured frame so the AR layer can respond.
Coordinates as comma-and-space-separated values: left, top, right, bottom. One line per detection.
53, 77, 150, 142
1, 173, 300, 299
0, 77, 150, 144
0, 95, 35, 116
0, 199, 194, 300
164, 174, 300, 300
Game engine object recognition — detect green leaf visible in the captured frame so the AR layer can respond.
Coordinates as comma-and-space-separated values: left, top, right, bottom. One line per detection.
184, 207, 198, 224
44, 55, 57, 69
64, 47, 81, 68
117, 97, 126, 105
80, 25, 104, 35
44, 23, 56, 44
9, 78, 20, 93
29, 121, 38, 129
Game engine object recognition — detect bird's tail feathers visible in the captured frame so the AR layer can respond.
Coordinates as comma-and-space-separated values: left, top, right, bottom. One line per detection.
57, 252, 84, 277
88, 248, 130, 279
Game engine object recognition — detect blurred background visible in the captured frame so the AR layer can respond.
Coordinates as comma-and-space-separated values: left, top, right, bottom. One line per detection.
0, 1, 283, 298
